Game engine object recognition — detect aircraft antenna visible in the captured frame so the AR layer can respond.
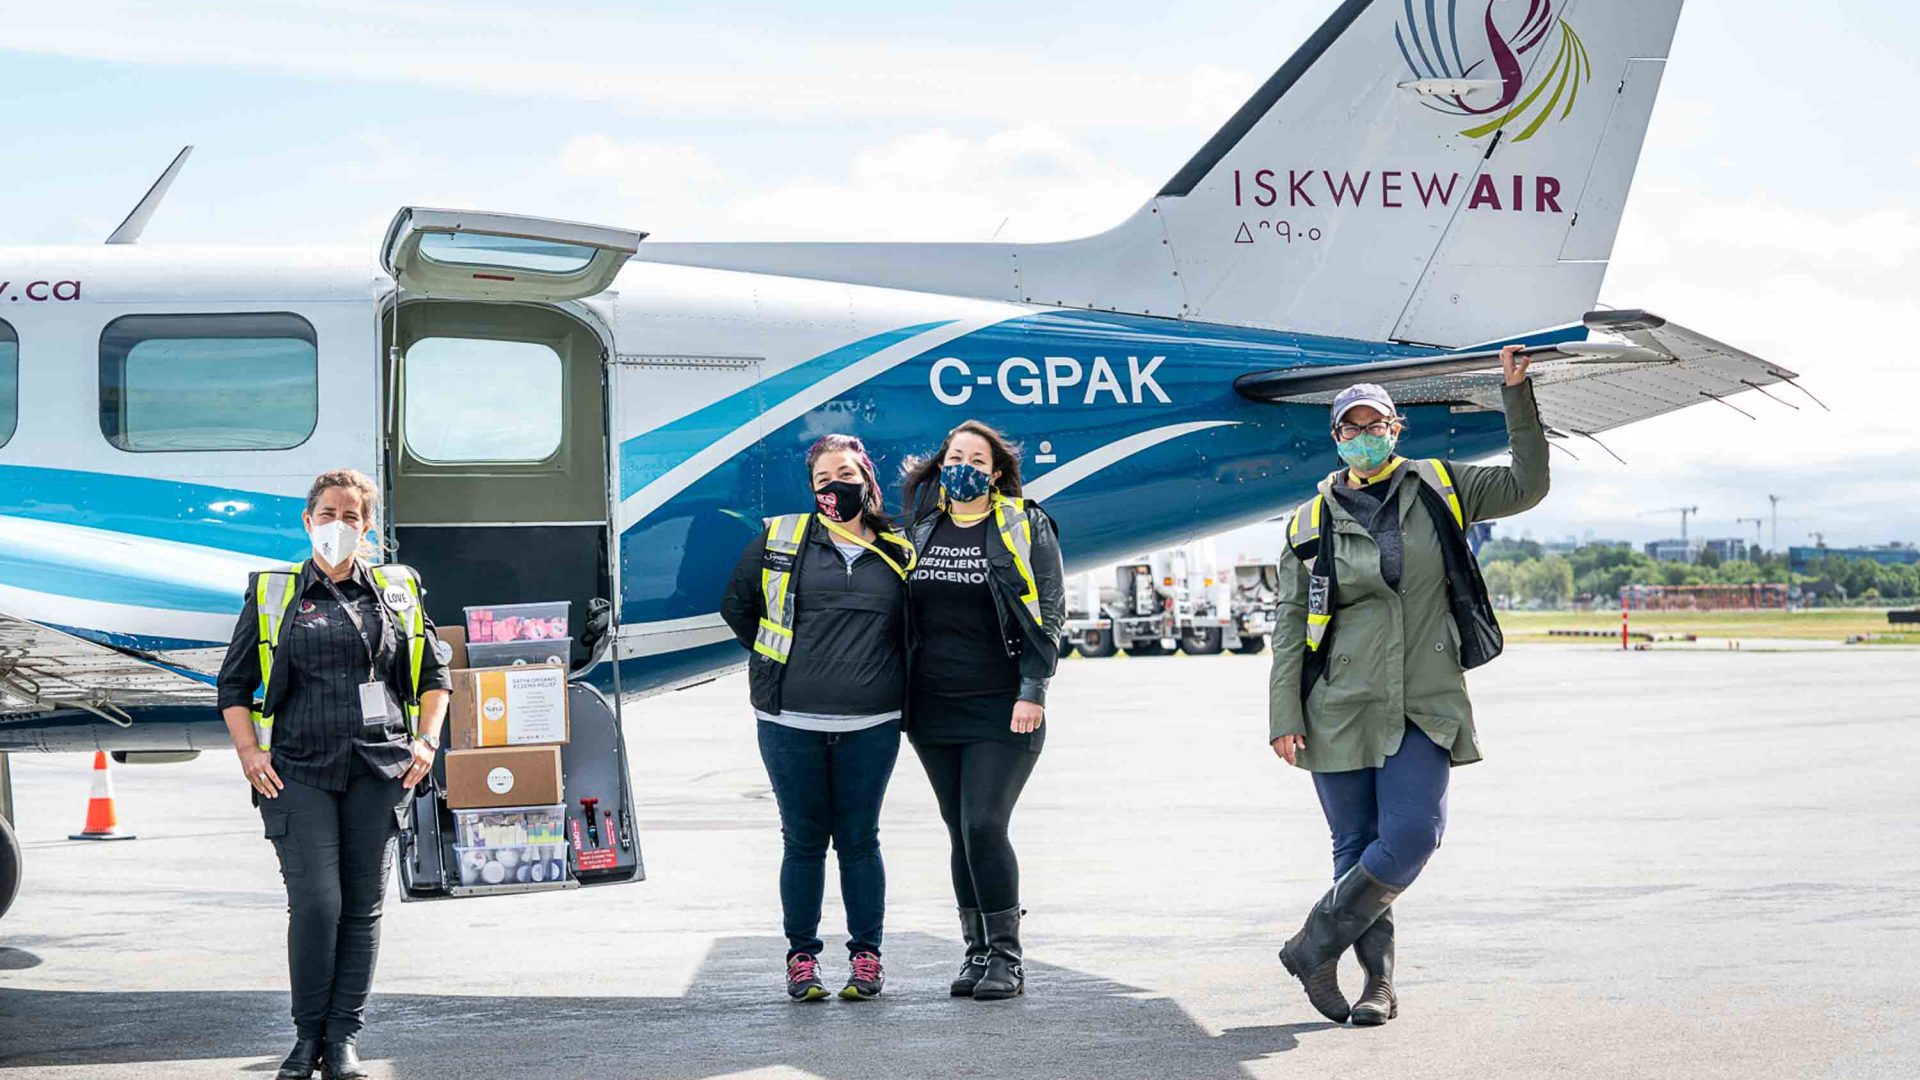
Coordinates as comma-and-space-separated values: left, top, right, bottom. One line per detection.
106, 146, 194, 245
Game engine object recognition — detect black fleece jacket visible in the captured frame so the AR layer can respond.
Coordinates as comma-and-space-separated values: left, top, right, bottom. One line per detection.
720, 517, 911, 718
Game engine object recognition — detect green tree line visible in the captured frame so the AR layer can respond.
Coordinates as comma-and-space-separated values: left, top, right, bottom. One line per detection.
1477, 540, 1920, 607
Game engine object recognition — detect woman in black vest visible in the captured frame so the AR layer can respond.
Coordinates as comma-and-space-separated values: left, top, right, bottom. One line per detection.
902, 420, 1066, 1001
720, 434, 915, 1002
216, 469, 451, 1080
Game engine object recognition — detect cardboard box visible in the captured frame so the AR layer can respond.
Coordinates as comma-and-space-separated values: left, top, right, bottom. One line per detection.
444, 746, 564, 810
448, 664, 570, 749
433, 627, 468, 671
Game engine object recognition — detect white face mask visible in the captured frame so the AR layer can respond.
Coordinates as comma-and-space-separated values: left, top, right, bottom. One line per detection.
308, 520, 359, 568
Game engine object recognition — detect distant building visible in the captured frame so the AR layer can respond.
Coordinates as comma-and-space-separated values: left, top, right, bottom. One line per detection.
1789, 544, 1920, 573
1541, 537, 1580, 556
1645, 538, 1702, 563
1702, 538, 1749, 562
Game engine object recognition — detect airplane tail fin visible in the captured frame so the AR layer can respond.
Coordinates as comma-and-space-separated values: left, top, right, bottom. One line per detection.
1138, 0, 1685, 345
638, 0, 1686, 347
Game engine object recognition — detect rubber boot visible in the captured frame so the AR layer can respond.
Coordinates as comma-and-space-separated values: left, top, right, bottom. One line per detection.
275, 1037, 322, 1080
1278, 865, 1401, 1023
1350, 907, 1397, 1025
319, 1040, 369, 1080
972, 906, 1025, 1001
950, 906, 990, 997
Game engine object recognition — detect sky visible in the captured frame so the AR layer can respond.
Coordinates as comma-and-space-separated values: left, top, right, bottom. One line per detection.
3, 0, 1916, 551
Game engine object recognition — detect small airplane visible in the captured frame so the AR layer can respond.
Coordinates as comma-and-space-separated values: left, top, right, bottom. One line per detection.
0, 0, 1798, 917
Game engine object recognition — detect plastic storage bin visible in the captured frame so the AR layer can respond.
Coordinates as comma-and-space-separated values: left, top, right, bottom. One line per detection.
467, 638, 572, 669
453, 805, 567, 849
453, 842, 571, 887
465, 602, 569, 644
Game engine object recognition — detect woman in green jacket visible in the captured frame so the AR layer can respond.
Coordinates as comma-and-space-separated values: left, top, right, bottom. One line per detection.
1269, 345, 1546, 1026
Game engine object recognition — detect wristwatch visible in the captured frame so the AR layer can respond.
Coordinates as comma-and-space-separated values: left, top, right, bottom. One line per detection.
419, 732, 441, 751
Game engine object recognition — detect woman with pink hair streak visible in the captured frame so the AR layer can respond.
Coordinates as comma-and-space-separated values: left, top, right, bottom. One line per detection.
720, 434, 918, 1002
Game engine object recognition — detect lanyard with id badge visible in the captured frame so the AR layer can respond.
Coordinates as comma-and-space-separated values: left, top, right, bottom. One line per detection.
320, 575, 392, 728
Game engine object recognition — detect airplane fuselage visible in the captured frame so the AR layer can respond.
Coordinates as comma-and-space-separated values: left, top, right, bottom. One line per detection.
0, 241, 1519, 751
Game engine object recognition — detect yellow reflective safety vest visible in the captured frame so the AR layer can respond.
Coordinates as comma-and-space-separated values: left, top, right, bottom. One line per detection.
989, 493, 1046, 630
1285, 458, 1492, 700
251, 561, 427, 749
1286, 458, 1461, 656
753, 514, 917, 664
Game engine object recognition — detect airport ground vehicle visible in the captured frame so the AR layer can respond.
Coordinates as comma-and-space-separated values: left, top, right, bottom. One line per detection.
1061, 544, 1281, 657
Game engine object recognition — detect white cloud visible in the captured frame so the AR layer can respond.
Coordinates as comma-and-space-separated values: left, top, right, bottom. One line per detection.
561, 127, 1153, 242
4, 1, 1257, 129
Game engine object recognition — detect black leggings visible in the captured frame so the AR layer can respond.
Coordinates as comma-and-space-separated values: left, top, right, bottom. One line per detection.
913, 740, 1039, 913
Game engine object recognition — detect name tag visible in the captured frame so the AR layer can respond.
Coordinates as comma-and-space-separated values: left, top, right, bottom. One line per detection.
358, 681, 390, 726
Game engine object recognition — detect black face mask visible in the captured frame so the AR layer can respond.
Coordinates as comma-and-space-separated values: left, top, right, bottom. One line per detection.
814, 479, 867, 523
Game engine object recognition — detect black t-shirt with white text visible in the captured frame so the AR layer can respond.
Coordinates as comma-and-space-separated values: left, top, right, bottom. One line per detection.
908, 515, 1034, 748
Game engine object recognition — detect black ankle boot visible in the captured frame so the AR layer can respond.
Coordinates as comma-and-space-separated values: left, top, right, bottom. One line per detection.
276, 1037, 322, 1080
950, 906, 990, 997
320, 1040, 369, 1080
1278, 865, 1400, 1023
972, 905, 1024, 1001
1350, 907, 1397, 1025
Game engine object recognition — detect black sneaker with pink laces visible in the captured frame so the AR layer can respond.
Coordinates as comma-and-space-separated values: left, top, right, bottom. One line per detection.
787, 953, 829, 1002
839, 950, 885, 1000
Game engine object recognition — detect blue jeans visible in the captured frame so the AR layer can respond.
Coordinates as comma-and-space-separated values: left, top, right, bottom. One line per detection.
1311, 720, 1451, 888
757, 719, 901, 957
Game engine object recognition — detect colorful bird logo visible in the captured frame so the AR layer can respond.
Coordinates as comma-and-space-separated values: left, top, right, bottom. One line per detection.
1395, 0, 1592, 143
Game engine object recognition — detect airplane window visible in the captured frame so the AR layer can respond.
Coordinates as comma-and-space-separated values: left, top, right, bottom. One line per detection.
98, 313, 318, 452
403, 337, 563, 463
418, 232, 598, 275
0, 320, 16, 448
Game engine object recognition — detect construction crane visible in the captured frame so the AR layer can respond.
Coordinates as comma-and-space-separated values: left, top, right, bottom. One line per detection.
1736, 517, 1765, 553
1768, 494, 1784, 552
1640, 505, 1701, 542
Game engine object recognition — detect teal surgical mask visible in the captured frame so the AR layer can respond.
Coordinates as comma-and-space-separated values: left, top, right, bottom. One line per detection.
1336, 432, 1397, 473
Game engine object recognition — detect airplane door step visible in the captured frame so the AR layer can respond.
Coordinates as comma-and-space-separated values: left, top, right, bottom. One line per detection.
399, 682, 644, 901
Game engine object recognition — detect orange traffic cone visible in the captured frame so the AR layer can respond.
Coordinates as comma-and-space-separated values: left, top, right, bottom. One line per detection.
70, 751, 135, 841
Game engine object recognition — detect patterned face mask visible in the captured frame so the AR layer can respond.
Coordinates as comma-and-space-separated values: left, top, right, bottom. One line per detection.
1336, 431, 1397, 472
940, 462, 994, 502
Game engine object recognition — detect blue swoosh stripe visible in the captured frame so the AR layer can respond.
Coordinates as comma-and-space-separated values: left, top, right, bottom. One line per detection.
0, 532, 242, 614
0, 465, 306, 559
618, 321, 952, 499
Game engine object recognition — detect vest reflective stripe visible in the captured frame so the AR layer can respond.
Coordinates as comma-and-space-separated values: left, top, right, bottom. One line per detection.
755, 513, 917, 664
991, 494, 1043, 629
369, 564, 426, 739
1410, 458, 1465, 529
1288, 496, 1331, 652
251, 562, 305, 751
754, 514, 811, 663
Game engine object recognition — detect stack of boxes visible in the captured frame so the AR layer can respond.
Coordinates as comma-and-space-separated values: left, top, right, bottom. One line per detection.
439, 602, 573, 889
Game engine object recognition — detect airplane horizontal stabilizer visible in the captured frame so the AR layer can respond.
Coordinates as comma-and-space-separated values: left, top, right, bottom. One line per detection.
1234, 310, 1801, 436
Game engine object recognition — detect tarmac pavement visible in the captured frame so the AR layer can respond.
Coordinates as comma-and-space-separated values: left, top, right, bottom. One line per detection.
2, 645, 1915, 1079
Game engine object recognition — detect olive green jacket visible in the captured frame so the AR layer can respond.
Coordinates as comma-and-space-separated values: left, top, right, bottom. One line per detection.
1268, 379, 1550, 771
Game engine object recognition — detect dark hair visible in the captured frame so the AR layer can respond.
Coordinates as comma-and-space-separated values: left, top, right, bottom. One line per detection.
806, 434, 895, 534
901, 419, 1024, 517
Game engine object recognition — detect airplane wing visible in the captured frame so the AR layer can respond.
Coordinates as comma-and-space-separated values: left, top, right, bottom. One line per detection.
0, 612, 218, 725
1233, 311, 1803, 437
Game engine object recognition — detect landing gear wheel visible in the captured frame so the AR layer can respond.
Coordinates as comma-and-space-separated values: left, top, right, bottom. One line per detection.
0, 814, 20, 923
1179, 627, 1224, 655
1231, 634, 1268, 655
1057, 634, 1078, 658
1122, 639, 1167, 657
1077, 629, 1118, 658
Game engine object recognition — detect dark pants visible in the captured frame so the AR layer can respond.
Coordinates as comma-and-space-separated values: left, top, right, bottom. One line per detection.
259, 762, 407, 1041
913, 740, 1040, 913
757, 720, 901, 958
1311, 720, 1451, 888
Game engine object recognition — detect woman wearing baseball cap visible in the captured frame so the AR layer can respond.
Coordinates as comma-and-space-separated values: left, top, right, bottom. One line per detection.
1269, 345, 1548, 1026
